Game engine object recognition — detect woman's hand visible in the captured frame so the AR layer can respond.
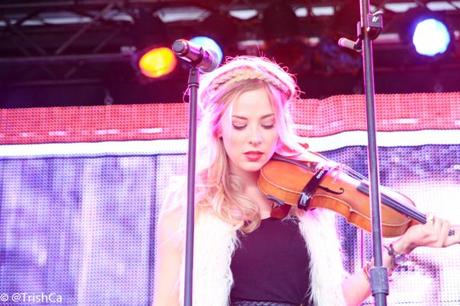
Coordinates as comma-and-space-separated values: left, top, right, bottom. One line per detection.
343, 215, 460, 306
392, 214, 460, 254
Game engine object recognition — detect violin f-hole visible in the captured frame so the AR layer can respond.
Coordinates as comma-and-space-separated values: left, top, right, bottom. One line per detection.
318, 185, 345, 195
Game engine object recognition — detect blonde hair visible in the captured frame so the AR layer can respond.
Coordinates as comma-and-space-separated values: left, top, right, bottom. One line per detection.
191, 56, 308, 232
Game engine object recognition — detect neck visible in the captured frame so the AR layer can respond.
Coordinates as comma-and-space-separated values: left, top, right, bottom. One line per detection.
228, 167, 273, 218
230, 168, 259, 187
239, 171, 273, 218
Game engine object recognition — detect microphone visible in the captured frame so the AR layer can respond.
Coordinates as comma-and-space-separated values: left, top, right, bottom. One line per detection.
338, 37, 362, 52
172, 39, 219, 72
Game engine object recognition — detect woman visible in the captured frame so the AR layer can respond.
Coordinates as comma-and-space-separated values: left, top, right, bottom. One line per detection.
154, 56, 460, 306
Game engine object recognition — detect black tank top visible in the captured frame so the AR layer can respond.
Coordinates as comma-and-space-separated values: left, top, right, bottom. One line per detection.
230, 217, 312, 305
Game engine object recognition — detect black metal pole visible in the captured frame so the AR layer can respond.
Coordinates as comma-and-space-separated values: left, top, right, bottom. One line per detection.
184, 67, 199, 306
172, 38, 220, 306
359, 1, 389, 305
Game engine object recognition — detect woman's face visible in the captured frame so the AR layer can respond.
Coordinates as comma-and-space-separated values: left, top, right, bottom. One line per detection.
220, 86, 279, 176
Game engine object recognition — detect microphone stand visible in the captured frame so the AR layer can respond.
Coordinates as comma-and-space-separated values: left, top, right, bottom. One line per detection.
183, 66, 199, 306
339, 1, 387, 306
172, 39, 219, 306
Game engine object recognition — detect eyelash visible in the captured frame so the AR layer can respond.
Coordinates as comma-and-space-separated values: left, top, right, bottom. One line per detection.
232, 124, 245, 130
232, 123, 275, 130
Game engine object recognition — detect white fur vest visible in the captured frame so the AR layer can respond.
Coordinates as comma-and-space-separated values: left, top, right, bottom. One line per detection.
179, 208, 347, 306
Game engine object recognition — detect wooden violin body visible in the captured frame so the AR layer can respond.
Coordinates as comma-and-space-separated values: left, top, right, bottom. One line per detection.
258, 154, 426, 238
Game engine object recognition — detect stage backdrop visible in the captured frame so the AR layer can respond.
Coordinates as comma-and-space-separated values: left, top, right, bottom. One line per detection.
1, 92, 460, 306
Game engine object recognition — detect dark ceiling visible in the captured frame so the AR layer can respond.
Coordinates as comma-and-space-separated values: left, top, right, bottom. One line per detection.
1, 0, 459, 108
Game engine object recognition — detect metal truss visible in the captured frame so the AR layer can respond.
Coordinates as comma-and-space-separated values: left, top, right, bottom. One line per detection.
0, 1, 147, 86
0, 0, 459, 102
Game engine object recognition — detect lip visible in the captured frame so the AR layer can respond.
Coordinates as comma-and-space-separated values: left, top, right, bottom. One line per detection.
244, 151, 263, 162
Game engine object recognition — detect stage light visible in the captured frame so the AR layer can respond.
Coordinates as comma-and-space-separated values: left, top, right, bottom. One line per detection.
401, 7, 454, 58
137, 47, 177, 78
412, 18, 451, 56
190, 36, 223, 67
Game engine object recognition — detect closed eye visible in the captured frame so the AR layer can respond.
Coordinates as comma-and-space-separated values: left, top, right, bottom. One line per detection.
232, 123, 246, 130
262, 123, 275, 129
261, 118, 275, 129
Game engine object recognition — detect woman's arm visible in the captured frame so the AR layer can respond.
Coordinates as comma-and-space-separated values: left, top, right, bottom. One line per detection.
153, 208, 183, 306
341, 240, 396, 306
342, 215, 460, 306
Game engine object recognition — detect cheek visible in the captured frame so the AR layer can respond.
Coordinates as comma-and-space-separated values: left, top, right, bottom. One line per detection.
222, 129, 243, 148
221, 132, 243, 165
265, 129, 279, 147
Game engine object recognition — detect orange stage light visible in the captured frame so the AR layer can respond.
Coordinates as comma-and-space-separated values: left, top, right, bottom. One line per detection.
138, 47, 177, 78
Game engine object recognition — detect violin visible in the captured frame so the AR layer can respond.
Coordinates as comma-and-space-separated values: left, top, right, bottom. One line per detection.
257, 153, 455, 238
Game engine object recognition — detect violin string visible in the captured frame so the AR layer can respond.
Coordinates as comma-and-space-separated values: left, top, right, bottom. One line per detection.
356, 182, 426, 224
275, 153, 430, 225
336, 161, 428, 223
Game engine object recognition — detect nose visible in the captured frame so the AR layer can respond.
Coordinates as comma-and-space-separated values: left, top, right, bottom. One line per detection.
248, 127, 263, 146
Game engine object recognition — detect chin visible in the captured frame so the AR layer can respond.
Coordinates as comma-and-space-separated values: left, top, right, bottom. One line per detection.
229, 156, 270, 175
243, 166, 262, 173
240, 160, 266, 172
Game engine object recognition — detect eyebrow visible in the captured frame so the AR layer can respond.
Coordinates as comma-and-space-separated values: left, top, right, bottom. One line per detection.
232, 114, 275, 120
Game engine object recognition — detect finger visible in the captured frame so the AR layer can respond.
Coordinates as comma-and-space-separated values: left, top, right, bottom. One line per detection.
432, 216, 443, 235
424, 213, 435, 235
440, 220, 451, 246
426, 213, 434, 225
453, 225, 460, 239
444, 225, 460, 246
455, 226, 460, 244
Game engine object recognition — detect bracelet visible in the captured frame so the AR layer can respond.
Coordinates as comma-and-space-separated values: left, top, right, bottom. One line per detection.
384, 243, 407, 270
362, 258, 396, 283
362, 244, 404, 283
